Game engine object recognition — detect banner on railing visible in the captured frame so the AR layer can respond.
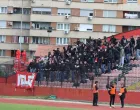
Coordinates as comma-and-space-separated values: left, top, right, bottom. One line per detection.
16, 71, 36, 89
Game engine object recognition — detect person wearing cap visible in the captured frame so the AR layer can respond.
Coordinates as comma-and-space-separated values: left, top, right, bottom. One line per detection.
118, 83, 127, 108
93, 81, 99, 106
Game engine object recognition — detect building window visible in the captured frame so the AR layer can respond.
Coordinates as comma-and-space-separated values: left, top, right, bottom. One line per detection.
22, 22, 30, 29
56, 38, 69, 45
13, 8, 30, 14
128, 26, 140, 31
103, 25, 116, 32
0, 7, 7, 13
81, 0, 94, 2
0, 21, 6, 28
12, 36, 29, 43
124, 12, 140, 18
0, 35, 6, 43
14, 8, 21, 14
57, 8, 71, 16
23, 8, 31, 15
79, 24, 93, 31
57, 23, 70, 30
80, 9, 93, 17
32, 37, 50, 44
103, 10, 116, 18
32, 8, 51, 15
0, 50, 6, 56
127, 0, 137, 3
33, 23, 40, 29
104, 0, 117, 3
13, 22, 30, 29
32, 22, 51, 29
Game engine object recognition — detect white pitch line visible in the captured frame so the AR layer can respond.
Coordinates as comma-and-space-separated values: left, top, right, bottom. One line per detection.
1, 98, 140, 109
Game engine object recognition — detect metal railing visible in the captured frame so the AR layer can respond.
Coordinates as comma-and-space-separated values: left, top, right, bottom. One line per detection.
0, 69, 140, 91
0, 59, 15, 78
33, 71, 140, 91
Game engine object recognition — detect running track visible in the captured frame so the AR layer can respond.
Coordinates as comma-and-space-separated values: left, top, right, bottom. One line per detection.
0, 98, 139, 110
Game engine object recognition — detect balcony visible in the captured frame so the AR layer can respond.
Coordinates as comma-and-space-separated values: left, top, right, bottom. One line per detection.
1, 0, 30, 7
122, 26, 140, 33
0, 43, 29, 50
31, 1, 140, 11
0, 14, 30, 21
29, 44, 38, 51
30, 29, 117, 39
31, 15, 140, 26
0, 28, 30, 36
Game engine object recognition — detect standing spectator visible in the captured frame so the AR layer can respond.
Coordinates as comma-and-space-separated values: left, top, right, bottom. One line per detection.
136, 37, 140, 60
44, 61, 51, 85
124, 43, 131, 63
130, 36, 135, 56
120, 46, 125, 67
110, 35, 117, 45
113, 45, 120, 67
75, 60, 80, 84
121, 36, 127, 47
119, 83, 127, 108
38, 61, 45, 82
120, 47, 125, 67
94, 56, 99, 76
93, 81, 99, 106
49, 59, 56, 82
108, 83, 116, 108
101, 57, 106, 74
107, 45, 113, 70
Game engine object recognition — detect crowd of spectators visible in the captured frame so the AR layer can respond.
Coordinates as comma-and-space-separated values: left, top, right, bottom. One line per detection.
27, 36, 140, 84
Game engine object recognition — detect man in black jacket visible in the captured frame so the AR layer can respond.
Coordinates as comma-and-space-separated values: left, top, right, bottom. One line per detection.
94, 55, 99, 76
59, 60, 65, 82
121, 36, 127, 47
44, 61, 51, 85
136, 37, 140, 60
107, 45, 114, 70
75, 60, 80, 84
130, 36, 135, 56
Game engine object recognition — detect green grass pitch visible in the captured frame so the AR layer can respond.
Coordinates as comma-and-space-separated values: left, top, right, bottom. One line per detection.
0, 103, 79, 110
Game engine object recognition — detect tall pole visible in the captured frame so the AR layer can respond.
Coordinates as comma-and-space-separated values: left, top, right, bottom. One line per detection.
20, 0, 23, 51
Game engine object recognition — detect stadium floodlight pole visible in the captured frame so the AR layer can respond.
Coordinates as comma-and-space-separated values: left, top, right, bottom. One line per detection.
20, 0, 23, 52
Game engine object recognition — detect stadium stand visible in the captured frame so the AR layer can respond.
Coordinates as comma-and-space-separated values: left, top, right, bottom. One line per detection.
26, 36, 140, 90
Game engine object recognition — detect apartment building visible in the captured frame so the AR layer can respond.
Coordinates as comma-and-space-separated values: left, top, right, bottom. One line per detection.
0, 0, 140, 60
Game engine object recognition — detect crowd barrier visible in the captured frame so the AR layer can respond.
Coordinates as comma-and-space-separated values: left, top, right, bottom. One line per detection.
1, 71, 140, 91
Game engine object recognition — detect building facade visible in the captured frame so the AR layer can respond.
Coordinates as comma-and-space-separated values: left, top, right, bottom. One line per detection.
0, 0, 140, 60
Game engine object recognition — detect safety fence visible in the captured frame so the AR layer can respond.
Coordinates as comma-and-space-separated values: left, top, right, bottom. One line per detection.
0, 68, 140, 91
0, 62, 15, 77
33, 71, 140, 91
